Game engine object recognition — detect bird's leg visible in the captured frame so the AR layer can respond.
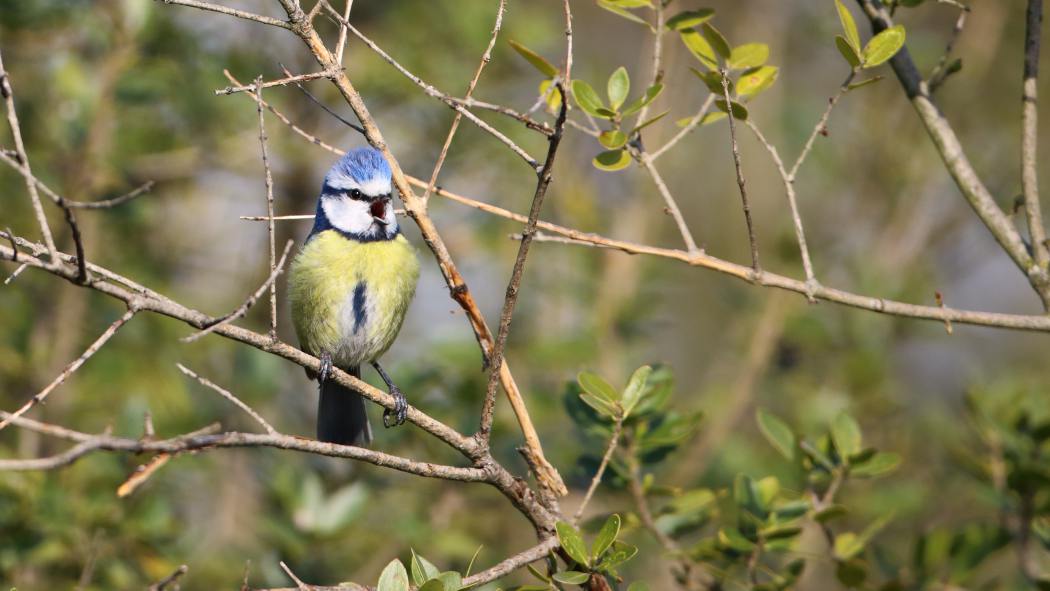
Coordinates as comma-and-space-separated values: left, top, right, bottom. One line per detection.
372, 361, 407, 427
318, 351, 333, 384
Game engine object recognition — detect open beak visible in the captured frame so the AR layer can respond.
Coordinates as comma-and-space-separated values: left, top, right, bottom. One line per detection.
370, 199, 389, 225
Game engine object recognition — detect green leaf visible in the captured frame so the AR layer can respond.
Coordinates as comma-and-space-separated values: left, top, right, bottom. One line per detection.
736, 65, 779, 98
755, 476, 780, 509
592, 149, 632, 172
508, 40, 558, 78
700, 23, 731, 59
606, 0, 652, 7
665, 9, 714, 30
595, 107, 618, 119
833, 532, 865, 560
756, 409, 796, 461
556, 521, 590, 567
862, 24, 905, 68
552, 571, 590, 585
622, 83, 664, 115
690, 67, 726, 94
835, 559, 867, 587
579, 393, 619, 418
835, 0, 861, 52
526, 563, 550, 583
728, 43, 769, 69
835, 36, 862, 68
418, 580, 445, 591
597, 540, 638, 571
436, 571, 462, 591
411, 550, 441, 586
850, 451, 901, 478
571, 80, 605, 117
597, 0, 652, 27
626, 583, 650, 591
680, 29, 718, 69
578, 372, 619, 403
592, 514, 621, 560
607, 66, 630, 110
718, 527, 757, 551
813, 504, 848, 522
631, 110, 668, 134
831, 413, 862, 459
761, 525, 803, 541
378, 559, 410, 591
846, 76, 882, 91
599, 130, 627, 150
699, 111, 727, 125
538, 80, 562, 113
622, 365, 652, 414
714, 99, 748, 120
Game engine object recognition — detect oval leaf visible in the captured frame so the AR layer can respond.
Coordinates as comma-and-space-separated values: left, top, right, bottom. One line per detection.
666, 8, 715, 30
571, 79, 605, 117
622, 83, 664, 116
700, 23, 731, 59
728, 43, 769, 70
418, 581, 445, 591
835, 35, 862, 68
599, 129, 628, 149
552, 571, 590, 585
580, 393, 619, 418
538, 79, 563, 113
556, 521, 591, 567
592, 514, 621, 560
850, 451, 901, 478
579, 371, 620, 402
622, 365, 652, 414
607, 66, 630, 110
714, 99, 748, 120
736, 65, 778, 98
597, 0, 651, 27
862, 24, 905, 68
757, 409, 796, 461
508, 40, 558, 78
680, 29, 718, 69
631, 110, 668, 134
593, 149, 632, 172
378, 559, 410, 591
835, 0, 861, 52
831, 413, 862, 459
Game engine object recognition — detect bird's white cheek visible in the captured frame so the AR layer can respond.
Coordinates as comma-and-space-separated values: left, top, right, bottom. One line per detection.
322, 198, 372, 234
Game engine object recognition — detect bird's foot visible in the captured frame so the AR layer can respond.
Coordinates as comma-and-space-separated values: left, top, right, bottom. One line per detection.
383, 386, 408, 428
318, 351, 333, 384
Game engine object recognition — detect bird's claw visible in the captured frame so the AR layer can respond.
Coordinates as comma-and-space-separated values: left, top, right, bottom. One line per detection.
318, 352, 333, 383
383, 386, 408, 428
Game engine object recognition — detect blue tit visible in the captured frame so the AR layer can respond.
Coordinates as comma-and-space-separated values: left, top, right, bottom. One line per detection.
288, 147, 420, 445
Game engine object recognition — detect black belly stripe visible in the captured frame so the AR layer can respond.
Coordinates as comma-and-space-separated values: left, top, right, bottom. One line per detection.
352, 282, 367, 334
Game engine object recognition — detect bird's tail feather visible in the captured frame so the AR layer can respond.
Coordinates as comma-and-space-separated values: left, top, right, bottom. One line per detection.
317, 365, 373, 446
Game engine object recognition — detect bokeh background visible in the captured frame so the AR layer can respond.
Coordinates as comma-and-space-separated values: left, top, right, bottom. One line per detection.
2, 0, 1049, 588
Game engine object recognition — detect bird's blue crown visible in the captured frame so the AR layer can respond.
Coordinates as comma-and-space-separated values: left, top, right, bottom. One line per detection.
322, 147, 392, 194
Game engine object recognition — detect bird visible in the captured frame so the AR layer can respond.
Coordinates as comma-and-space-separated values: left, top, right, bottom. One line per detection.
288, 147, 420, 446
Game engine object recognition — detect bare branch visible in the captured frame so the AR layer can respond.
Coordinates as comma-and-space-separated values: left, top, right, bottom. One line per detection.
0, 49, 58, 261
420, 0, 506, 205
333, 0, 353, 64
460, 539, 558, 587
177, 363, 278, 435
719, 68, 760, 273
636, 153, 700, 253
572, 417, 623, 525
256, 77, 280, 340
478, 85, 568, 446
215, 70, 335, 96
65, 181, 155, 210
148, 565, 188, 591
650, 94, 715, 161
0, 308, 136, 433
156, 0, 292, 29
1022, 0, 1048, 270
789, 69, 855, 181
927, 5, 967, 93
181, 240, 293, 343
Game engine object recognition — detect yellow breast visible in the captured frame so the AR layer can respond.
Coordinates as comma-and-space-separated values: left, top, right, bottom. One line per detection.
288, 230, 420, 367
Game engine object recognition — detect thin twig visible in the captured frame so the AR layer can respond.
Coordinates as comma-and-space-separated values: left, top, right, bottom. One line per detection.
157, 0, 291, 29
0, 308, 136, 433
181, 240, 293, 343
636, 153, 699, 253
650, 94, 715, 161
333, 0, 353, 64
0, 49, 58, 261
280, 562, 309, 591
789, 69, 855, 181
572, 417, 623, 525
927, 6, 967, 93
322, 3, 540, 170
215, 70, 335, 95
279, 65, 365, 134
1022, 0, 1048, 271
420, 0, 506, 205
634, 0, 664, 127
177, 363, 278, 435
256, 77, 279, 340
460, 539, 559, 588
65, 181, 155, 209
4, 263, 27, 285
147, 565, 188, 591
746, 120, 817, 294
478, 86, 568, 445
719, 68, 759, 273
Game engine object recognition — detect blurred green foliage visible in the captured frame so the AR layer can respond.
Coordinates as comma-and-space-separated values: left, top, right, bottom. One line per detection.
3, 1, 1050, 590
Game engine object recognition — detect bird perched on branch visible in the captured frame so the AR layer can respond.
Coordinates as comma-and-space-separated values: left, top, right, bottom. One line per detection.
289, 147, 420, 445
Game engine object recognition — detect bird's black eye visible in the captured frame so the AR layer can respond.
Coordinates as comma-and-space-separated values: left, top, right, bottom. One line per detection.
348, 189, 363, 200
